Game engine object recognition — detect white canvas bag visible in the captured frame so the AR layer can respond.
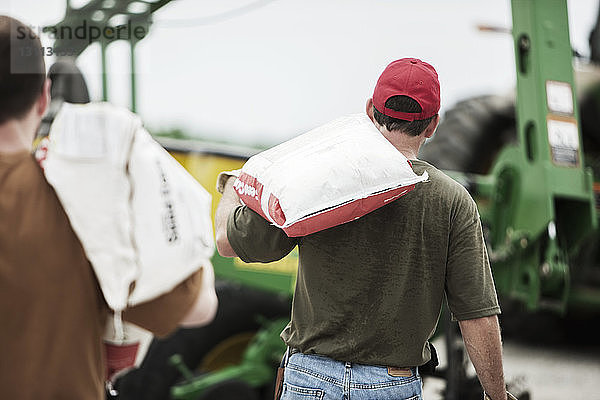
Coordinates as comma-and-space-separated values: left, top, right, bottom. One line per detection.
232, 113, 429, 236
43, 102, 215, 315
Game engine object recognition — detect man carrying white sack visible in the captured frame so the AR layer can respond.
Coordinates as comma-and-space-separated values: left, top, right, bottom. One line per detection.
0, 16, 216, 400
215, 58, 511, 400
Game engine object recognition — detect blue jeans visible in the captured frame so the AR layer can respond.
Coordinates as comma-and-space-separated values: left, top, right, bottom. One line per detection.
281, 352, 423, 400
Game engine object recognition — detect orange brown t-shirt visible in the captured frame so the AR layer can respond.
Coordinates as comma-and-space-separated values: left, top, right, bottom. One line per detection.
0, 151, 203, 400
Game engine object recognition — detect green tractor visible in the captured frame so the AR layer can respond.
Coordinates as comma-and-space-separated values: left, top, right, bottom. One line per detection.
43, 0, 600, 399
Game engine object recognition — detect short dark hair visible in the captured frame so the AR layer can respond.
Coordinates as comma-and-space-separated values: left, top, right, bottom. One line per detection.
0, 16, 46, 124
372, 95, 436, 137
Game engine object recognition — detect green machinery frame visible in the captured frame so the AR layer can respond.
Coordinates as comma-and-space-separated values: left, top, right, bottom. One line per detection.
49, 0, 600, 398
52, 0, 174, 111
450, 0, 599, 314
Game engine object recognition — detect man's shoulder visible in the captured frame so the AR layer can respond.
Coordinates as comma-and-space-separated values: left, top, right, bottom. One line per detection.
411, 159, 472, 200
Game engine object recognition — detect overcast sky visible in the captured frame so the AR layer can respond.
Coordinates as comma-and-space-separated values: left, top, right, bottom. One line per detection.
2, 0, 599, 146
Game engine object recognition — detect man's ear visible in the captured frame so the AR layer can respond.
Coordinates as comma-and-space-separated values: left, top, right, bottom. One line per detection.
424, 114, 440, 139
366, 98, 375, 122
37, 78, 51, 117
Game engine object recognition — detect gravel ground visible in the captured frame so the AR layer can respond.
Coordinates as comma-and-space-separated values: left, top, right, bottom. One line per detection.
422, 321, 600, 400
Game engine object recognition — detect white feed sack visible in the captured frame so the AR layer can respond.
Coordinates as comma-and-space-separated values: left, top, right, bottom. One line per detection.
234, 113, 428, 237
43, 102, 215, 314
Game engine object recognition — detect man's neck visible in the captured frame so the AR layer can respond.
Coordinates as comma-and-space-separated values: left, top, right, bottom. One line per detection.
0, 120, 33, 155
378, 127, 423, 160
390, 144, 419, 161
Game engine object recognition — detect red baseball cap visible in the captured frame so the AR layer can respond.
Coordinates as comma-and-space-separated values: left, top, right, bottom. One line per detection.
373, 58, 440, 121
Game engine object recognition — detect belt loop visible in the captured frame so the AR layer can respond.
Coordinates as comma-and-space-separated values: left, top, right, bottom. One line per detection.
343, 362, 352, 399
283, 346, 291, 367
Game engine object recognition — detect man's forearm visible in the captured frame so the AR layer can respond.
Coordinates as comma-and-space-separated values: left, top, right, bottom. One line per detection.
458, 315, 507, 400
215, 177, 240, 257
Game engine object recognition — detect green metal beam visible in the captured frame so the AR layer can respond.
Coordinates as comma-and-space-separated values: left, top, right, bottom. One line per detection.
101, 40, 108, 101
49, 0, 174, 108
488, 0, 599, 311
507, 0, 595, 240
130, 40, 137, 112
50, 0, 173, 56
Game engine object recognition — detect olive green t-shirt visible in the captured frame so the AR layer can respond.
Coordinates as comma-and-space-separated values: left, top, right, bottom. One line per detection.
227, 159, 500, 368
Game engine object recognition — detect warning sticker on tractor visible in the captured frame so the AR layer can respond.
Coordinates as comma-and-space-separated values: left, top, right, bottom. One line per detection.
547, 116, 580, 167
546, 81, 574, 115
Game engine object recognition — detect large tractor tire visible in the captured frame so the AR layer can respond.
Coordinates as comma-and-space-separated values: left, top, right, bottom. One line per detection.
112, 281, 291, 400
419, 94, 516, 174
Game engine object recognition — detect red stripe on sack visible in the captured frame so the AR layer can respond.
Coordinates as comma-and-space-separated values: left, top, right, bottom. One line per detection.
104, 341, 139, 380
233, 173, 268, 220
268, 194, 287, 226
283, 184, 416, 237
